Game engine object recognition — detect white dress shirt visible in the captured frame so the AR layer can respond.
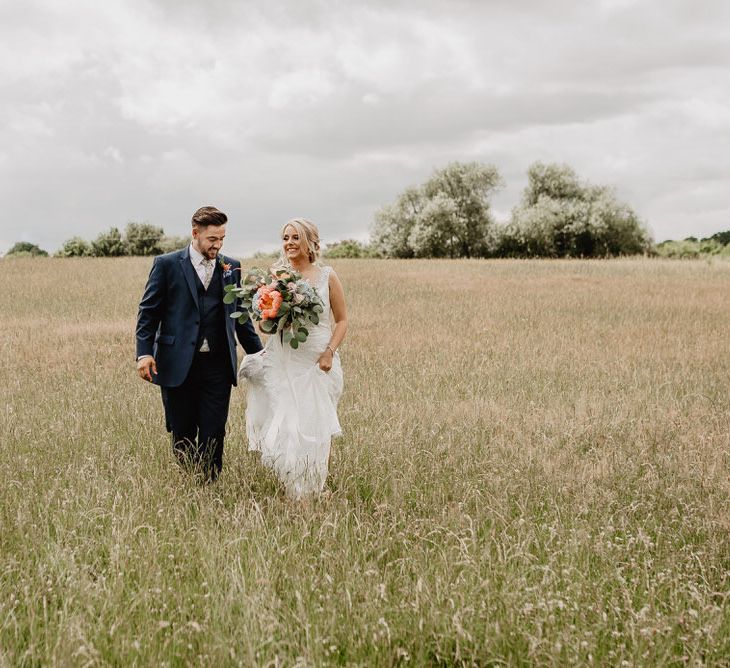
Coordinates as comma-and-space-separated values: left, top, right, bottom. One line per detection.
189, 242, 213, 285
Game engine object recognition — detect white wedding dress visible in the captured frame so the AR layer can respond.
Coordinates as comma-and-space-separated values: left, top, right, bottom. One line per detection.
240, 266, 343, 499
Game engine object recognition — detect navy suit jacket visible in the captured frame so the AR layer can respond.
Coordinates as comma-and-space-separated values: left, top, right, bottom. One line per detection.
135, 247, 262, 387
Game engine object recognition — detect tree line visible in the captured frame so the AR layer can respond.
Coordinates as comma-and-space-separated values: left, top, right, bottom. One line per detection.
368, 161, 727, 259
371, 161, 653, 258
5, 161, 728, 259
4, 223, 189, 258
654, 232, 730, 259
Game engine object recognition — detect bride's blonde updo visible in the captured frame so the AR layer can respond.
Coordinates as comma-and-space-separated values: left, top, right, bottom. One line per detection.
281, 217, 321, 264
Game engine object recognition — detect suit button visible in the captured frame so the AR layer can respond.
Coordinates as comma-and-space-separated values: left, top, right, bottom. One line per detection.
191, 342, 196, 346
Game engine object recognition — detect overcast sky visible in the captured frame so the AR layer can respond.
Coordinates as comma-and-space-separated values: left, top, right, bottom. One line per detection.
2, 0, 729, 255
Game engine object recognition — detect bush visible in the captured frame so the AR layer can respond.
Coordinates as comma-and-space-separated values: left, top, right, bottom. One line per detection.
708, 230, 730, 245
521, 162, 585, 206
654, 240, 701, 258
124, 222, 164, 256
57, 237, 92, 257
91, 227, 127, 257
498, 196, 581, 257
52, 226, 196, 257
323, 239, 376, 259
503, 163, 652, 257
158, 235, 190, 254
5, 242, 48, 257
654, 238, 730, 259
372, 187, 421, 258
372, 162, 503, 258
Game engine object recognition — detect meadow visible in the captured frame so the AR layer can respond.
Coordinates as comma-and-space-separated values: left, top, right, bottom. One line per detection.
1, 256, 729, 666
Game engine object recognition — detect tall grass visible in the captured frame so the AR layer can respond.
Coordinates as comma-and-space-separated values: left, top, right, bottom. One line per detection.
1, 257, 729, 665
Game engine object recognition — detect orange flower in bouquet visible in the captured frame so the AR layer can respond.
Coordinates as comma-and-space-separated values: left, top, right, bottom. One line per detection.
257, 286, 283, 320
224, 266, 325, 348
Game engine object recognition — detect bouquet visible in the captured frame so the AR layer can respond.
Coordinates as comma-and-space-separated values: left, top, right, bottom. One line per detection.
224, 266, 325, 348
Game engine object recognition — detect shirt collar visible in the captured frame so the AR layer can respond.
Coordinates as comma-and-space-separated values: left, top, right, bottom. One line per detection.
189, 242, 207, 265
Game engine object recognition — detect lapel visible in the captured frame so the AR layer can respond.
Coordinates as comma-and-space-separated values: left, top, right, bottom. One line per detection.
219, 256, 233, 314
180, 246, 199, 308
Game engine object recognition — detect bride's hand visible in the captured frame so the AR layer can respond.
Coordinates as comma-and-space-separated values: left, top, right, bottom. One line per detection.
317, 348, 333, 372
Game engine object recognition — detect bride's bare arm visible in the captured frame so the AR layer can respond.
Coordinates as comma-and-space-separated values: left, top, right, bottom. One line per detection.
317, 270, 348, 371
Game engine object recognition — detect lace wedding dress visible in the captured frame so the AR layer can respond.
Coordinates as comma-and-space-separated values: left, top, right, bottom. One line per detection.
240, 266, 343, 499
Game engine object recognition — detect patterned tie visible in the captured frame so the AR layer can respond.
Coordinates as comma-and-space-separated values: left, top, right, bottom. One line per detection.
202, 258, 214, 290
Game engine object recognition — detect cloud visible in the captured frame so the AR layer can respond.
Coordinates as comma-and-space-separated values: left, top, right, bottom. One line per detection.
1, 0, 729, 254
103, 146, 124, 164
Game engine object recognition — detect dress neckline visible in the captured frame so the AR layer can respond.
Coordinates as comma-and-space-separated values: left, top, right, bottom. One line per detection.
301, 266, 328, 290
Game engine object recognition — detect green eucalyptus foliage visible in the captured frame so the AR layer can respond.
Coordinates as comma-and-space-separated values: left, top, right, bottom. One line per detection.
226, 269, 325, 349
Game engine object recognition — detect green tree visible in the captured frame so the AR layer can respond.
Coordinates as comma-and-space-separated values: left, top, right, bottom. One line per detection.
521, 162, 584, 206
323, 239, 375, 259
504, 162, 652, 257
158, 235, 190, 254
656, 237, 730, 258
372, 162, 503, 258
124, 222, 164, 256
654, 239, 702, 258
706, 230, 730, 245
91, 227, 127, 257
5, 242, 48, 257
57, 237, 92, 257
587, 187, 652, 256
408, 194, 461, 258
372, 186, 423, 258
499, 196, 573, 257
422, 161, 503, 257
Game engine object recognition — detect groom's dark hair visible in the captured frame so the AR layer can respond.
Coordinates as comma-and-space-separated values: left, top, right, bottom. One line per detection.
192, 206, 227, 228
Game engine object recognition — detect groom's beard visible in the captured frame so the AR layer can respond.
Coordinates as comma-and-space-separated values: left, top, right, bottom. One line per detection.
193, 242, 220, 260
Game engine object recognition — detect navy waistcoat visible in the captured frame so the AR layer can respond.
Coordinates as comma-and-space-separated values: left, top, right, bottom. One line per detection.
195, 263, 227, 355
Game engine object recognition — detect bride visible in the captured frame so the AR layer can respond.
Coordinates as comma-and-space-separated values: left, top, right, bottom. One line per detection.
240, 218, 348, 499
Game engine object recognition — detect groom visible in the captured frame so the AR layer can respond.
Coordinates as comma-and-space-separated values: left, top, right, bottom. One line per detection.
135, 206, 262, 481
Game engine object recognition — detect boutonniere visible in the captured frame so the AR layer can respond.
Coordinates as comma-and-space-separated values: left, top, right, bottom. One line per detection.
218, 256, 233, 278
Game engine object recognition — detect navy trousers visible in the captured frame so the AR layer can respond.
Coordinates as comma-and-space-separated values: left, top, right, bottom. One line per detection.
160, 350, 233, 480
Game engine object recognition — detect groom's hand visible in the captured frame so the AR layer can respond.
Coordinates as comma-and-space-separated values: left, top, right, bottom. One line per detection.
137, 356, 157, 382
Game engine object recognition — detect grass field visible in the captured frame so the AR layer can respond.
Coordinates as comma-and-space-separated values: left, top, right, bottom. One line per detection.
1, 256, 729, 666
